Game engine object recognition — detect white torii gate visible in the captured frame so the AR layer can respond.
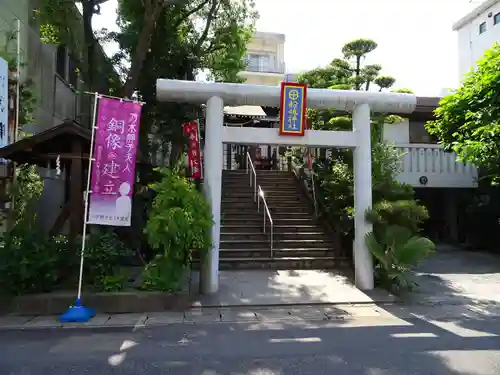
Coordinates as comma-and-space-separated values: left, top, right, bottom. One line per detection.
156, 79, 417, 294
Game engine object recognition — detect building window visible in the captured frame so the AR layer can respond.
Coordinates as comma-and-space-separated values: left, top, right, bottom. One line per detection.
494, 12, 500, 25
56, 45, 67, 78
479, 21, 487, 34
409, 121, 437, 144
246, 54, 274, 72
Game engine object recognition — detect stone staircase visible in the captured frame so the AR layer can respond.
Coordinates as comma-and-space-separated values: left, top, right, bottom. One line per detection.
219, 169, 349, 270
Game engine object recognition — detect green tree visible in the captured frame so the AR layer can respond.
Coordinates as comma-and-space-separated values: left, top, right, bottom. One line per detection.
106, 0, 257, 97
296, 39, 430, 289
425, 43, 500, 181
96, 0, 257, 253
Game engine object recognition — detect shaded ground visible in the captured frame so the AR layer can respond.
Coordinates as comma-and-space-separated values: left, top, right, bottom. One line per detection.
410, 245, 500, 309
189, 269, 394, 307
1, 314, 499, 374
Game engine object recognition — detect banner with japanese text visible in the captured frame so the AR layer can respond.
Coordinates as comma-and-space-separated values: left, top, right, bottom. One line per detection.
279, 81, 307, 136
87, 97, 142, 226
184, 120, 202, 179
0, 58, 8, 163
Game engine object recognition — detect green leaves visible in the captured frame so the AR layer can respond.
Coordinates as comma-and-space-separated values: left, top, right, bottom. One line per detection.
342, 39, 378, 60
365, 225, 435, 293
143, 167, 213, 291
426, 43, 500, 181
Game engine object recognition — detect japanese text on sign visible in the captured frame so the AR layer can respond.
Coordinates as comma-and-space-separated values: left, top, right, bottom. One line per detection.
279, 82, 307, 137
183, 121, 202, 179
87, 97, 143, 227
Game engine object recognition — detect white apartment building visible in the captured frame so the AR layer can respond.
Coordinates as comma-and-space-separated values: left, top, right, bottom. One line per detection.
453, 0, 500, 81
238, 31, 286, 86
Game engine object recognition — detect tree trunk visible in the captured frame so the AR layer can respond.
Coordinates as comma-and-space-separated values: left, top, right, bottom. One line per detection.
122, 3, 164, 98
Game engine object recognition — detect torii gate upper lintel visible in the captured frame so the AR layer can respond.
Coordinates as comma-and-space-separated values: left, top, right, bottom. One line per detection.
156, 79, 417, 294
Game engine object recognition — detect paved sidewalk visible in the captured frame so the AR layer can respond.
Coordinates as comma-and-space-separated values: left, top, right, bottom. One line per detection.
1, 301, 499, 330
189, 270, 395, 307
410, 246, 500, 305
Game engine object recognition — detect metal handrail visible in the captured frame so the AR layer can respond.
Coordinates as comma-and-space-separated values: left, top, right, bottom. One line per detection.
246, 151, 257, 202
245, 151, 274, 257
258, 185, 274, 257
311, 172, 318, 217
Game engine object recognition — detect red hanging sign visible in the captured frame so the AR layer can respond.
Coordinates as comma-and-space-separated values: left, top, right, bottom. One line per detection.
183, 120, 202, 179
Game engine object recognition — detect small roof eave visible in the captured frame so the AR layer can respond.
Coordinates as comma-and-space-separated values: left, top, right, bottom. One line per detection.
224, 105, 267, 118
0, 119, 91, 165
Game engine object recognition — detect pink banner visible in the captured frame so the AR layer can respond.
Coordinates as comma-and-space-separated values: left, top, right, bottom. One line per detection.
87, 97, 142, 227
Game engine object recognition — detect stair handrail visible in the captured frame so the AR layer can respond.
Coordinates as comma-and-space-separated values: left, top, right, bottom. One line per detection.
245, 151, 257, 202
258, 185, 274, 258
310, 171, 318, 218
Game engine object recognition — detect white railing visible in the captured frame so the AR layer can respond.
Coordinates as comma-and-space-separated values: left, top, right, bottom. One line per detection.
246, 151, 257, 202
245, 152, 274, 257
258, 185, 274, 257
395, 144, 478, 188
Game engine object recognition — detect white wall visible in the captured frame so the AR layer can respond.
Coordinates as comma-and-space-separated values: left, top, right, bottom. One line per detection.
382, 120, 410, 144
455, 1, 500, 82
382, 119, 478, 188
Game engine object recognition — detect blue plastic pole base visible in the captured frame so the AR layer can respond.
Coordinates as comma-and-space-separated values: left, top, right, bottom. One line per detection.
59, 298, 96, 323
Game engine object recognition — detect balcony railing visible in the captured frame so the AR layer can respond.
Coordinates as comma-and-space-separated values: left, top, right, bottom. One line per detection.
243, 62, 285, 74
53, 75, 78, 121
394, 144, 478, 188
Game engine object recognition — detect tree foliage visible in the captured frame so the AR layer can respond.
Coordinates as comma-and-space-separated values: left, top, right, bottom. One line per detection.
296, 39, 431, 289
426, 43, 500, 181
142, 165, 213, 291
101, 0, 257, 97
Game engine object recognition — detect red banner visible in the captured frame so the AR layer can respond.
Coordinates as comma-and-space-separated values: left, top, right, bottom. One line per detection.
183, 120, 202, 179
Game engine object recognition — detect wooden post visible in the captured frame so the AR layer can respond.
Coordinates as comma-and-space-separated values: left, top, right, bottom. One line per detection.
69, 140, 83, 241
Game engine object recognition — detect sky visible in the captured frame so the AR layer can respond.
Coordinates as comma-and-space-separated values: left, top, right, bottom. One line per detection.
93, 0, 480, 97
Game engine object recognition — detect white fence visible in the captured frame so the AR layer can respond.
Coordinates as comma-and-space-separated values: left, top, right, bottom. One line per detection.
395, 144, 478, 188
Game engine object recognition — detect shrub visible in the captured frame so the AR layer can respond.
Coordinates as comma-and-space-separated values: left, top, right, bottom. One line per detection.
80, 230, 133, 291
143, 166, 213, 291
366, 199, 429, 235
0, 225, 64, 295
365, 225, 435, 293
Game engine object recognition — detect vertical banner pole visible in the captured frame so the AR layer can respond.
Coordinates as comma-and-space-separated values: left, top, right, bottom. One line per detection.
14, 18, 20, 142
77, 92, 99, 300
8, 19, 22, 225
60, 92, 99, 323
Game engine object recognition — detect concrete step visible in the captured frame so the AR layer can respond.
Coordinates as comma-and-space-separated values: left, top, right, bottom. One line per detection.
220, 239, 335, 249
222, 200, 304, 207
222, 187, 299, 193
221, 203, 259, 210
220, 217, 318, 225
268, 206, 313, 213
220, 224, 321, 233
222, 192, 301, 200
222, 211, 312, 217
222, 196, 302, 203
223, 206, 312, 214
218, 247, 334, 258
192, 256, 349, 270
220, 232, 331, 241
222, 184, 298, 191
224, 171, 292, 176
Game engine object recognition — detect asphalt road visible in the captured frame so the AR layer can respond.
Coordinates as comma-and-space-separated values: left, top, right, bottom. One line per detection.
1, 316, 500, 375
